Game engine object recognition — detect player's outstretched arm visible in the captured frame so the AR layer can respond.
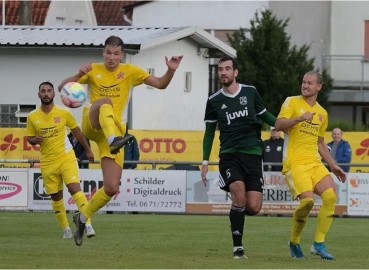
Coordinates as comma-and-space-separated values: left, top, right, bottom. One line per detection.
58, 62, 92, 92
144, 56, 183, 89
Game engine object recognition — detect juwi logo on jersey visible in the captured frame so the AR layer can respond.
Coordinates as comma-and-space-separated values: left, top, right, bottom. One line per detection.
226, 107, 248, 125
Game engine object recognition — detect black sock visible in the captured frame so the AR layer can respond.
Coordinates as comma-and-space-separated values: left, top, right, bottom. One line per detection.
230, 205, 245, 247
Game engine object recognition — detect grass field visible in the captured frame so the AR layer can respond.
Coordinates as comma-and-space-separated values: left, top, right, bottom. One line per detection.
0, 212, 367, 269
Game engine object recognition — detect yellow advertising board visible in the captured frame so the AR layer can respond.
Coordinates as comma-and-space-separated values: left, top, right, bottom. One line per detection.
1, 128, 369, 172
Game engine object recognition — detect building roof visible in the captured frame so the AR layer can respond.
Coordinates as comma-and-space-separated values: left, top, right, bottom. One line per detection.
0, 26, 236, 57
0, 0, 51, 26
92, 0, 137, 26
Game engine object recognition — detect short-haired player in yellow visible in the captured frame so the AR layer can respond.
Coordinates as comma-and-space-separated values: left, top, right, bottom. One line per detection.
275, 71, 346, 260
58, 36, 183, 246
26, 81, 96, 239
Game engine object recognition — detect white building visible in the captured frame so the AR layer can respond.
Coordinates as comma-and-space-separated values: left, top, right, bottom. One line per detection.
270, 1, 369, 126
0, 26, 235, 131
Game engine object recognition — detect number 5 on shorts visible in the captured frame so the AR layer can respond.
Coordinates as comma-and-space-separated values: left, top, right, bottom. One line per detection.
226, 169, 231, 178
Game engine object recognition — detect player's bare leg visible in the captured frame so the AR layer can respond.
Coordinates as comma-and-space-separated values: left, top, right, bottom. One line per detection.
73, 158, 122, 246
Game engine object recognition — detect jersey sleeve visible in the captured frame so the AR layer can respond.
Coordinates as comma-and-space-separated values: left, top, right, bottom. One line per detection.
250, 87, 266, 115
319, 112, 328, 137
26, 115, 37, 136
204, 99, 217, 123
65, 110, 78, 130
129, 64, 151, 86
278, 97, 294, 119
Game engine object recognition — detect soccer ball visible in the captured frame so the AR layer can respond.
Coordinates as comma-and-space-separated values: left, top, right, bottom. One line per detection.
60, 82, 87, 108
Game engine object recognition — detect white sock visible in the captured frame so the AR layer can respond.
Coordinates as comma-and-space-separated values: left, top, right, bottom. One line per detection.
107, 135, 116, 145
85, 224, 92, 229
79, 212, 88, 223
233, 246, 243, 252
63, 226, 71, 230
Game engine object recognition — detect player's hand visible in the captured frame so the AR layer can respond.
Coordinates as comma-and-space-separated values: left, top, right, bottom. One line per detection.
165, 56, 183, 71
201, 165, 208, 186
78, 62, 92, 76
331, 164, 347, 183
33, 136, 44, 145
86, 150, 94, 163
298, 111, 316, 122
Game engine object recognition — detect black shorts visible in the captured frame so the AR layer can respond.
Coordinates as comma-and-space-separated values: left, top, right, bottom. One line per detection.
218, 153, 264, 193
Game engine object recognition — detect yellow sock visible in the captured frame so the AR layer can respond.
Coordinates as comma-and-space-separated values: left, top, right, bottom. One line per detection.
99, 104, 116, 140
72, 191, 92, 225
290, 198, 314, 244
51, 199, 69, 229
82, 187, 112, 219
315, 188, 336, 242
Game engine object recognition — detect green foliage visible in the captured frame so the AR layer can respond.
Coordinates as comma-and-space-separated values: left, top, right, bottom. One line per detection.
327, 118, 368, 132
228, 9, 333, 116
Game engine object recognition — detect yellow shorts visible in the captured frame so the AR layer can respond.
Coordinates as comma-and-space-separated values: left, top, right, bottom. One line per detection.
81, 106, 126, 168
40, 152, 80, 195
283, 162, 331, 199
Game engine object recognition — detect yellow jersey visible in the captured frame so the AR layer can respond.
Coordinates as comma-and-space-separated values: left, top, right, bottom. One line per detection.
78, 63, 150, 122
277, 95, 328, 171
26, 105, 78, 165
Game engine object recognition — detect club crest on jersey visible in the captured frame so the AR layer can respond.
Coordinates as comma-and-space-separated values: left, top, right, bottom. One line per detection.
117, 72, 124, 79
54, 117, 60, 123
239, 96, 247, 105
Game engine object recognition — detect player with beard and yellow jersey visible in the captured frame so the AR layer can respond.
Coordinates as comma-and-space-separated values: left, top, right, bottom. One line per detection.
27, 81, 96, 239
59, 36, 183, 246
276, 71, 346, 260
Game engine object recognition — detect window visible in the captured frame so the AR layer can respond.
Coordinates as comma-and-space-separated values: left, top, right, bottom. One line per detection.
15, 104, 36, 124
0, 104, 24, 127
56, 17, 65, 25
184, 72, 192, 92
365, 20, 369, 58
75, 20, 83, 26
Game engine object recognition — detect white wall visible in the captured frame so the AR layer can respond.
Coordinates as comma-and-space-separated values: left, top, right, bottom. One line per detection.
330, 1, 369, 82
132, 1, 268, 30
268, 1, 331, 70
0, 49, 102, 125
129, 39, 209, 130
44, 0, 97, 26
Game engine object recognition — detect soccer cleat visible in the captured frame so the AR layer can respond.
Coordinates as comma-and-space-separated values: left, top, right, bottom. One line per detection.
288, 241, 305, 259
62, 228, 72, 239
233, 248, 248, 259
310, 242, 334, 260
109, 135, 134, 154
85, 225, 96, 238
73, 212, 86, 246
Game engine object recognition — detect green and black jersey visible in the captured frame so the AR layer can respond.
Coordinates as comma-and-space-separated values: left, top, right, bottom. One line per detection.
203, 84, 276, 160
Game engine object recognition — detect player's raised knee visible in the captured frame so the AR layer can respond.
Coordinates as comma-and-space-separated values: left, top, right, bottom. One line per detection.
244, 207, 260, 216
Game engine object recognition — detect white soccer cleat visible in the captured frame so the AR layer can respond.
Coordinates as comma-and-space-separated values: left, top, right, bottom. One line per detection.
63, 228, 72, 239
85, 225, 96, 238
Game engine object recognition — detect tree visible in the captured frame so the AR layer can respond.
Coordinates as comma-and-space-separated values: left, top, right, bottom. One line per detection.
228, 9, 333, 116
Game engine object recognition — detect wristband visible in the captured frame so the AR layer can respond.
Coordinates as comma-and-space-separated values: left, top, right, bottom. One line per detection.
202, 160, 209, 166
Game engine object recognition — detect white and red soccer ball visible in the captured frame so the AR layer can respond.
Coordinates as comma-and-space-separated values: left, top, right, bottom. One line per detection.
60, 82, 87, 108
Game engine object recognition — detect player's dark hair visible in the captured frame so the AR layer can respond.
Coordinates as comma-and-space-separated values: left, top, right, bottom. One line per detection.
38, 81, 54, 91
305, 71, 324, 84
105, 36, 124, 51
218, 56, 238, 70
